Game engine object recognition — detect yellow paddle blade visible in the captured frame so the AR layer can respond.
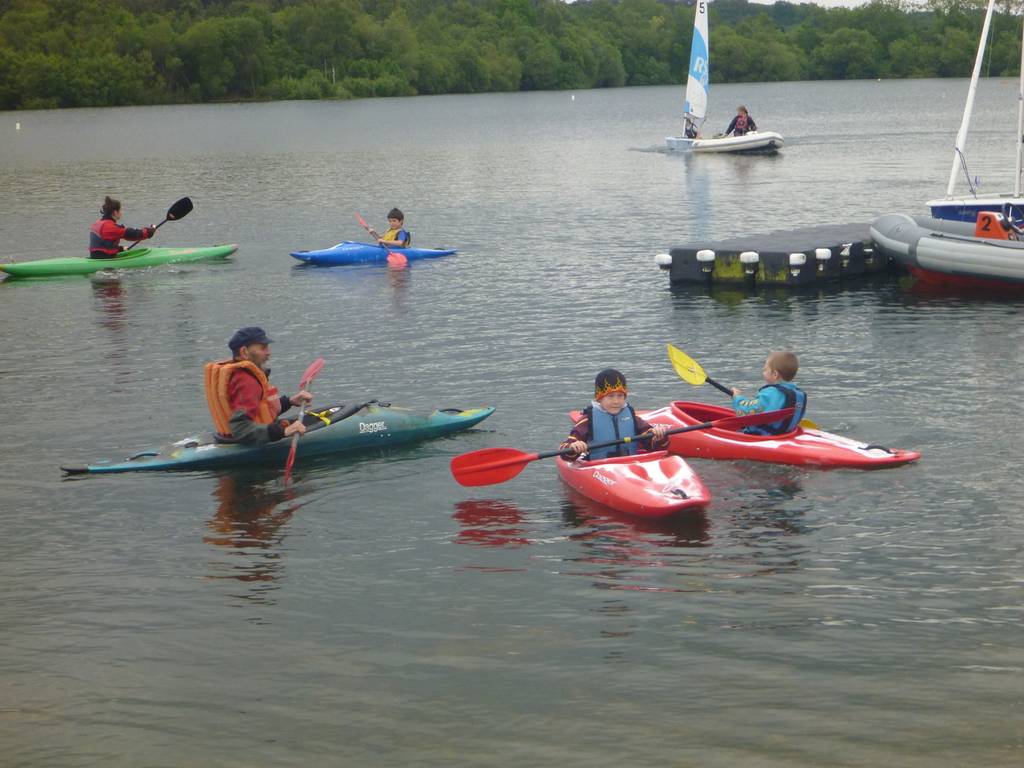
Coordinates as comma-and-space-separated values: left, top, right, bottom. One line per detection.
667, 343, 708, 386
799, 418, 819, 429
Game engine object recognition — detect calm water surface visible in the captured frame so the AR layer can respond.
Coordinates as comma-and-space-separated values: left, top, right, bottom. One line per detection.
1, 81, 1022, 766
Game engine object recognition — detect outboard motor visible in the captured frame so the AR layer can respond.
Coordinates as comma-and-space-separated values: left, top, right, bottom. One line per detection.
975, 211, 1016, 240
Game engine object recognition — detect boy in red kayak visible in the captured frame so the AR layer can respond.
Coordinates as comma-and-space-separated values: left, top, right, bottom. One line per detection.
731, 351, 807, 435
367, 208, 411, 248
561, 369, 669, 460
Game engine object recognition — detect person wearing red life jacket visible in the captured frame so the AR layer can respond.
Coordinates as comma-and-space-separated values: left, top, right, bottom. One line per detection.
724, 105, 757, 137
204, 327, 313, 446
88, 196, 156, 258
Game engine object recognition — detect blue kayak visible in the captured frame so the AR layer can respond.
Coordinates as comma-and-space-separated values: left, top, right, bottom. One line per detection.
290, 241, 456, 266
61, 400, 493, 474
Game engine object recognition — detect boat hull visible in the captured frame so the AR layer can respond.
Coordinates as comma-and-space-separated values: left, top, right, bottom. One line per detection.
555, 451, 711, 518
666, 131, 784, 154
871, 213, 1024, 290
290, 241, 456, 266
638, 401, 920, 469
1, 245, 238, 279
62, 402, 494, 473
928, 197, 1024, 224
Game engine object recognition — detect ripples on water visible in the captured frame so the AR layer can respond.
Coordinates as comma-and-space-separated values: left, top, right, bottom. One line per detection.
2, 81, 1023, 765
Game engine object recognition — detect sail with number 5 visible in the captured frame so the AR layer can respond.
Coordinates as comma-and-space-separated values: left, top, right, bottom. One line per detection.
683, 1, 709, 137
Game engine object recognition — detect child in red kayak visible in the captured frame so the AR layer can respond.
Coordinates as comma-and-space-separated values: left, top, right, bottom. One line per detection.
367, 208, 411, 248
731, 351, 807, 435
561, 369, 669, 460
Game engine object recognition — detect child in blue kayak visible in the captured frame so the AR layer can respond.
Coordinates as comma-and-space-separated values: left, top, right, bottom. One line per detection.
368, 208, 411, 248
561, 369, 669, 459
731, 351, 807, 435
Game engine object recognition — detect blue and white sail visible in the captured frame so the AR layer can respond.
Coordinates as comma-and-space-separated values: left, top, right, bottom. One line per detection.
683, 1, 710, 133
665, 1, 783, 152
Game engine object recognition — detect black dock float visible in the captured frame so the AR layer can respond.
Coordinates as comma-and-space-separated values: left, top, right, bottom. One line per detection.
656, 222, 897, 286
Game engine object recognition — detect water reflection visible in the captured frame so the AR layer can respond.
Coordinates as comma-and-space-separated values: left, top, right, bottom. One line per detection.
204, 473, 299, 598
559, 488, 710, 592
452, 498, 530, 548
90, 277, 127, 331
710, 463, 812, 580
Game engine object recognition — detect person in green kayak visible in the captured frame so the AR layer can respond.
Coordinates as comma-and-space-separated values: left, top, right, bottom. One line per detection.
89, 196, 156, 258
367, 208, 411, 248
560, 369, 669, 460
204, 327, 313, 446
731, 351, 807, 435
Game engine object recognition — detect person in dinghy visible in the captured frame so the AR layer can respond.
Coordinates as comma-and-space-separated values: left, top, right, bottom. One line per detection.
730, 351, 807, 435
561, 369, 669, 459
724, 105, 757, 137
205, 327, 313, 446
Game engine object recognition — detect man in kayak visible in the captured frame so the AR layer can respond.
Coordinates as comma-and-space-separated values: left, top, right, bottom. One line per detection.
205, 327, 313, 446
561, 369, 669, 459
724, 106, 757, 137
731, 351, 807, 435
89, 196, 155, 258
367, 208, 411, 248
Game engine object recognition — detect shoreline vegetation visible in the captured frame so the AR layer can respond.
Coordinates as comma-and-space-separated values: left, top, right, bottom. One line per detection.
0, 0, 1019, 111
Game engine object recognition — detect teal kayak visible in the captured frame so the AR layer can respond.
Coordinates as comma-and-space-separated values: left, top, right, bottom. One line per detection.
1, 244, 238, 279
62, 401, 495, 474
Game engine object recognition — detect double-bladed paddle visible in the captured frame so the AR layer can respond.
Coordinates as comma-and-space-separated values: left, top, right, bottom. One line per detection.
125, 197, 194, 251
450, 407, 795, 487
284, 357, 325, 480
667, 344, 819, 429
355, 213, 408, 268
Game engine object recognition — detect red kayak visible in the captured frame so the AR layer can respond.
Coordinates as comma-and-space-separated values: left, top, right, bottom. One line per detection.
555, 450, 711, 518
634, 401, 921, 469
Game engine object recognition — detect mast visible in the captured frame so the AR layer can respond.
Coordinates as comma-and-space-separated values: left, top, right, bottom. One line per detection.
946, 0, 997, 197
1016, 13, 1023, 197
683, 0, 709, 133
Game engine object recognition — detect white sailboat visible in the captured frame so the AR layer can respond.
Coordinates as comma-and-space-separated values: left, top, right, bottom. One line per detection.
665, 0, 783, 153
928, 0, 1024, 222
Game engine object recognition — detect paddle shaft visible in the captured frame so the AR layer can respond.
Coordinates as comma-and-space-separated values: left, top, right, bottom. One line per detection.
124, 218, 166, 251
284, 357, 325, 477
704, 376, 733, 396
125, 197, 192, 251
463, 409, 795, 476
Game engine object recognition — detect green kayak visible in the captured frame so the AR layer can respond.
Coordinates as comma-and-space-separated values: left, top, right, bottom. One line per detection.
62, 400, 495, 474
0, 244, 238, 279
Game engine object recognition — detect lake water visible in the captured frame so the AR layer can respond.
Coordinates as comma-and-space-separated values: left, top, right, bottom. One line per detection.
1, 80, 1022, 767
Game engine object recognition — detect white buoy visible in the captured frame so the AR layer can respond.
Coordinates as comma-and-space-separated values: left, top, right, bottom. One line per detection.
654, 253, 672, 268
696, 249, 715, 274
15, 122, 20, 131
740, 251, 759, 276
571, 94, 575, 102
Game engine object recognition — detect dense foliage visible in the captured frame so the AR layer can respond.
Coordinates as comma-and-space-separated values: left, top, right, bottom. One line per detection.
0, 0, 1020, 109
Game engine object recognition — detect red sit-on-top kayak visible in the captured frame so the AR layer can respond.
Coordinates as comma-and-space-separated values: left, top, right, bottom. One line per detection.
639, 401, 921, 469
555, 451, 711, 518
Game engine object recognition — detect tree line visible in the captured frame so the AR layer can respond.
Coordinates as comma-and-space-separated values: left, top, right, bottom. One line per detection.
0, 0, 1020, 110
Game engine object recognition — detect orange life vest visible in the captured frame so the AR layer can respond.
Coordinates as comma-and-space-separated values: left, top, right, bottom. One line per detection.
204, 359, 282, 437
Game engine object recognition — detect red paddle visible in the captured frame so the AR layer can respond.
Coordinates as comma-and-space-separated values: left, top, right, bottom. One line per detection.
355, 213, 408, 268
450, 408, 795, 487
283, 357, 325, 480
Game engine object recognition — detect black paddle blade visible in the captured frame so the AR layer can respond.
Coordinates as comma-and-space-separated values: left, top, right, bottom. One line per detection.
166, 197, 193, 221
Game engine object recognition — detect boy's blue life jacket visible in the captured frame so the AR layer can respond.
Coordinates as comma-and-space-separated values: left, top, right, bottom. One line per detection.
586, 404, 640, 460
744, 383, 807, 436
